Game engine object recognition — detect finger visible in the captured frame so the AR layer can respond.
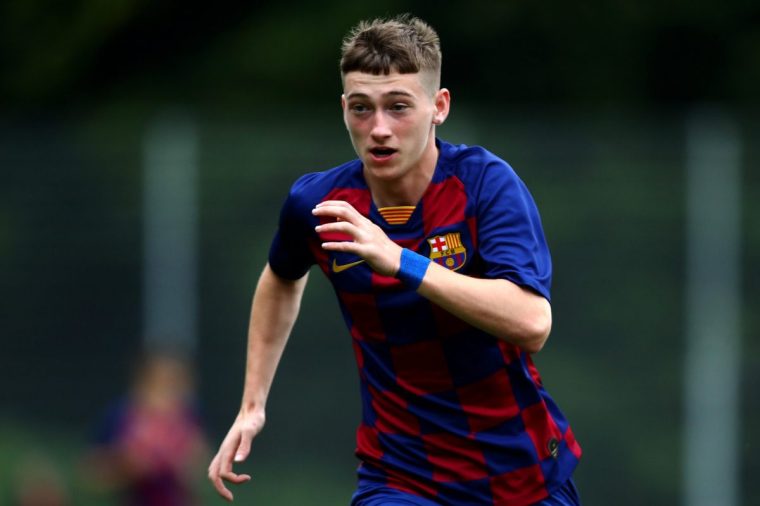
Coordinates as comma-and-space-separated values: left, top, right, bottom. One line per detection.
208, 458, 234, 502
208, 452, 224, 485
234, 433, 253, 463
315, 200, 354, 209
312, 204, 353, 220
210, 475, 234, 502
312, 204, 363, 224
321, 241, 360, 253
208, 451, 220, 473
315, 221, 358, 237
221, 471, 252, 484
215, 444, 237, 482
209, 452, 252, 502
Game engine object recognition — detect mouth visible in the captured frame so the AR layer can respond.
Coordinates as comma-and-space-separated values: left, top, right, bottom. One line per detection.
369, 146, 398, 162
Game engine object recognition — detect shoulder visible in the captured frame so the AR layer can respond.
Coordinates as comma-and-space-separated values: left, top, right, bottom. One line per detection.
285, 158, 363, 208
436, 139, 521, 190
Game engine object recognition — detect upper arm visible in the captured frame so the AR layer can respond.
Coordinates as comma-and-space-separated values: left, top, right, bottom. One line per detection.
475, 162, 552, 301
248, 264, 309, 343
257, 263, 309, 308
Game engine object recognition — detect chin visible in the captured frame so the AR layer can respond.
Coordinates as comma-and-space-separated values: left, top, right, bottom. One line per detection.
364, 162, 403, 179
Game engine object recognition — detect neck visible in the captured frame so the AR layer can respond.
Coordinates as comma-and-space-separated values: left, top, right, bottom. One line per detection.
366, 138, 439, 208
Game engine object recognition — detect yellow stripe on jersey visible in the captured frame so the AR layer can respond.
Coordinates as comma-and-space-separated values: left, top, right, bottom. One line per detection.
446, 232, 462, 249
378, 206, 416, 225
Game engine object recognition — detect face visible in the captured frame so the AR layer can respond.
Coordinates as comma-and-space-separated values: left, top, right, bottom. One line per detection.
341, 71, 450, 183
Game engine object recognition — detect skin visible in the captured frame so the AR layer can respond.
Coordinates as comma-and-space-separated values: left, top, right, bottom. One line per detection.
340, 70, 449, 207
208, 265, 308, 501
208, 70, 552, 501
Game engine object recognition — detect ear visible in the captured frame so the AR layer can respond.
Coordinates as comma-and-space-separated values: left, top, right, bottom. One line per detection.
432, 88, 451, 125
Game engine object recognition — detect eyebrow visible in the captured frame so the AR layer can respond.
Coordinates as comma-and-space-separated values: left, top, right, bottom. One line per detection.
346, 90, 415, 100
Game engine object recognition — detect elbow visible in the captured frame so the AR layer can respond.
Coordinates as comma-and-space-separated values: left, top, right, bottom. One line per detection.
522, 316, 552, 354
521, 328, 550, 354
507, 304, 552, 354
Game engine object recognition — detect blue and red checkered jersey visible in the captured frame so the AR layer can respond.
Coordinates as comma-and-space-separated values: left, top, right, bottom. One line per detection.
268, 139, 581, 505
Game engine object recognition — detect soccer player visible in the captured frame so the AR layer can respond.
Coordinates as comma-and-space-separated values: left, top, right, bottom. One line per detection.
208, 15, 582, 506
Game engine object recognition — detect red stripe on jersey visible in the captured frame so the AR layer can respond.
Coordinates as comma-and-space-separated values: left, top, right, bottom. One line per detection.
489, 464, 548, 506
456, 370, 520, 434
467, 215, 478, 250
422, 176, 467, 237
422, 432, 489, 482
430, 302, 472, 338
497, 340, 521, 365
323, 187, 372, 214
369, 385, 421, 436
356, 423, 384, 462
339, 291, 386, 343
521, 401, 563, 461
352, 340, 365, 370
371, 272, 404, 290
525, 354, 544, 387
386, 466, 439, 499
391, 340, 454, 395
319, 187, 372, 242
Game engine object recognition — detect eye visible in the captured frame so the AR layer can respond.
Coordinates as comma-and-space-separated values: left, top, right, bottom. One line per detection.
350, 103, 370, 114
389, 103, 410, 112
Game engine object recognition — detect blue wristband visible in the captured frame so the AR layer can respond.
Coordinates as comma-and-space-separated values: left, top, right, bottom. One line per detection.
396, 248, 431, 290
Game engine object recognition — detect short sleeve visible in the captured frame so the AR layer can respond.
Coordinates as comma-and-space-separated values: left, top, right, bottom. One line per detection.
268, 178, 316, 280
476, 161, 552, 300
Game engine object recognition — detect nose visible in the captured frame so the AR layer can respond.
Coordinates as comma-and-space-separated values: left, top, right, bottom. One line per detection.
369, 111, 392, 141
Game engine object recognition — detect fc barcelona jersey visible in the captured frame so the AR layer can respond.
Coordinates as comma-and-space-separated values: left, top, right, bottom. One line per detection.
268, 139, 581, 505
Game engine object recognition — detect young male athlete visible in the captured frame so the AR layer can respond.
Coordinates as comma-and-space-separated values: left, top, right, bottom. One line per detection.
208, 15, 582, 505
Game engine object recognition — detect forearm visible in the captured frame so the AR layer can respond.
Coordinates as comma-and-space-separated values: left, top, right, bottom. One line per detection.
416, 260, 552, 353
311, 201, 551, 352
240, 263, 308, 413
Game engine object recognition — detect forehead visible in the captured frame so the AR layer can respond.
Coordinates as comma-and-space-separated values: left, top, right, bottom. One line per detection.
343, 71, 429, 99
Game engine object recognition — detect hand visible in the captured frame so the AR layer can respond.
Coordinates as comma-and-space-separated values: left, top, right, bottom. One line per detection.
207, 410, 264, 501
312, 200, 403, 277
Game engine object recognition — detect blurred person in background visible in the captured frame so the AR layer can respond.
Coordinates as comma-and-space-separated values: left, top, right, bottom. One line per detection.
209, 14, 581, 506
83, 350, 208, 506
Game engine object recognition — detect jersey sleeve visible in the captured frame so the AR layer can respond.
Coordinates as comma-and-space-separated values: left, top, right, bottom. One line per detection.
476, 161, 552, 300
267, 176, 316, 280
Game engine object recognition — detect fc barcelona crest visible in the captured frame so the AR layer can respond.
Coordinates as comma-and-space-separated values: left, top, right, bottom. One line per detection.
427, 232, 467, 271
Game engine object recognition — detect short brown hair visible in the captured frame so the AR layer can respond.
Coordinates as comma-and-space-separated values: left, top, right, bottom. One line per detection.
340, 15, 442, 91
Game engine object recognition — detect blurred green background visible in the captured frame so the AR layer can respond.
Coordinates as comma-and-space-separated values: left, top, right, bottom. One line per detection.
1, 1, 758, 505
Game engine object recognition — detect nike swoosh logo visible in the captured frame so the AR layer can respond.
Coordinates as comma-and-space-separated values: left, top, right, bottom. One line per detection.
332, 258, 365, 273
